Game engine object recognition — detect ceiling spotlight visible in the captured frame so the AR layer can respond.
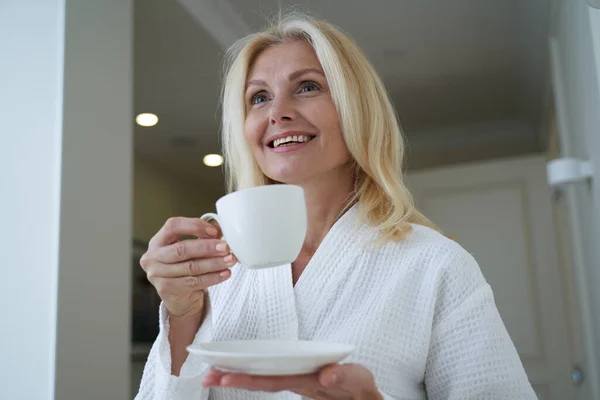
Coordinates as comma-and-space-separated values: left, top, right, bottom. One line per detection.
203, 154, 223, 167
136, 113, 159, 127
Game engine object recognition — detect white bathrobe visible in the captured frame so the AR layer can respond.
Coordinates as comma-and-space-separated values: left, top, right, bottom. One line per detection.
135, 205, 536, 400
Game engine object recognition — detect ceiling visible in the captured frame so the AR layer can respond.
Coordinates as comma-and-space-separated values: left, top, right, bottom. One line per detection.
134, 0, 551, 197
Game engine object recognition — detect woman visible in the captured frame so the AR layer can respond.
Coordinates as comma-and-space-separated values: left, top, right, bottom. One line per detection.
136, 13, 536, 400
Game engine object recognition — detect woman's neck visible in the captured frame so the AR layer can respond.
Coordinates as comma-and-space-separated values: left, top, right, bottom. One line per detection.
299, 166, 355, 255
289, 166, 354, 285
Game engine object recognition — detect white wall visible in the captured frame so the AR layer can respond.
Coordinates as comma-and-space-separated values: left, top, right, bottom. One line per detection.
551, 1, 600, 398
1, 1, 65, 398
1, 1, 133, 399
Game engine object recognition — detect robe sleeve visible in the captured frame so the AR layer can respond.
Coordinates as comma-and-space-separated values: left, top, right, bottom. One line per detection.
423, 247, 537, 399
134, 302, 212, 400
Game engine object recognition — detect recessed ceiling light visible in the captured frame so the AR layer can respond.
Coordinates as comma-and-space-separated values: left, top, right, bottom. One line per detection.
203, 154, 223, 167
136, 113, 158, 127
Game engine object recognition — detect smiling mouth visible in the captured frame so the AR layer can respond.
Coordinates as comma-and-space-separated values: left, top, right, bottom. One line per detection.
268, 134, 316, 148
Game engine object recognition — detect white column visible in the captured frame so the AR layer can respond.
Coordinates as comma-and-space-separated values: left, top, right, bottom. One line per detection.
0, 1, 133, 399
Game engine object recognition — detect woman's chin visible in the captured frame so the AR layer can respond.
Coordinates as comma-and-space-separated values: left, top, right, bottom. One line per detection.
267, 177, 304, 186
265, 171, 310, 186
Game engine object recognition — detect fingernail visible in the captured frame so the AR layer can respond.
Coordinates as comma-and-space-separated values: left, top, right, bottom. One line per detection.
215, 242, 228, 252
206, 226, 218, 237
219, 270, 230, 278
223, 254, 234, 263
220, 375, 232, 386
332, 372, 341, 384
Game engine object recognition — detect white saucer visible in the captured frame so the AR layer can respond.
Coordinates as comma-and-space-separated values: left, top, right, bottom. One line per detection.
187, 340, 355, 376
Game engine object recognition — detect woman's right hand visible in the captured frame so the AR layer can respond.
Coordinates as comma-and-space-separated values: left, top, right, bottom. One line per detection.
140, 216, 236, 319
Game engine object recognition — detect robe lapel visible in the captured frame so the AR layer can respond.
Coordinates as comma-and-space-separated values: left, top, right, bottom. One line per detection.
294, 204, 372, 339
255, 263, 299, 339
209, 262, 298, 341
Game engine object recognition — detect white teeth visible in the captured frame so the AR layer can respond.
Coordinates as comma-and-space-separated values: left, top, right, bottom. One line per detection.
272, 134, 313, 148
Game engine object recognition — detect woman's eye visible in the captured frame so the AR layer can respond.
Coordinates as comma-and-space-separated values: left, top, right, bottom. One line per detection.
251, 93, 268, 105
299, 82, 320, 93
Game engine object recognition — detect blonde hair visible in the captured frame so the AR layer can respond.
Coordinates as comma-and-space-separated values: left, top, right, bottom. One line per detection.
220, 12, 438, 241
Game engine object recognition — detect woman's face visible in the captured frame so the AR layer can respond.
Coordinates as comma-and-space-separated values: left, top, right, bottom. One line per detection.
244, 40, 352, 186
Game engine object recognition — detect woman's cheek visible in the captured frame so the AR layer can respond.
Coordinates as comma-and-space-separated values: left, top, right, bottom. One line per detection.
245, 113, 266, 147
243, 120, 258, 147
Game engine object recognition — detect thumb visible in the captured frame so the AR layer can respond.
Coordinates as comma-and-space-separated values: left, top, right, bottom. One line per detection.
319, 363, 379, 395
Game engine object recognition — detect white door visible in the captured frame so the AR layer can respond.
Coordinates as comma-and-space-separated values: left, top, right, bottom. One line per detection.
407, 155, 574, 400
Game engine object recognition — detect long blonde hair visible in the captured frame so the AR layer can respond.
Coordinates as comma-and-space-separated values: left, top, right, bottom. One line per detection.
220, 12, 437, 241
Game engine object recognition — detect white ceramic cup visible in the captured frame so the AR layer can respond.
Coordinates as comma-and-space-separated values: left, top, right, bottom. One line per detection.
201, 184, 307, 269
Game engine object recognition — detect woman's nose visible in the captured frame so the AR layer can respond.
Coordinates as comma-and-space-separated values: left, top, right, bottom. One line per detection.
269, 97, 296, 125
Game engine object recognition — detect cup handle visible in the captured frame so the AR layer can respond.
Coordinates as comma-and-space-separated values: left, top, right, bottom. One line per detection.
200, 212, 220, 225
201, 213, 227, 248
201, 213, 223, 239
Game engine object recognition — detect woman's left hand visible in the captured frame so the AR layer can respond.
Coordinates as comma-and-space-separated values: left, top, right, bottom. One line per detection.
202, 363, 383, 399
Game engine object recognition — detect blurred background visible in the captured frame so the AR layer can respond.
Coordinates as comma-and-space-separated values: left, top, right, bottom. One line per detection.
4, 0, 600, 399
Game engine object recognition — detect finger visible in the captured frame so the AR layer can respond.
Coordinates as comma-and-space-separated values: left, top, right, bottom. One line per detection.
218, 372, 319, 392
318, 364, 377, 394
153, 269, 231, 294
206, 220, 223, 238
202, 369, 227, 387
150, 217, 221, 249
318, 364, 341, 387
152, 239, 230, 264
146, 255, 237, 279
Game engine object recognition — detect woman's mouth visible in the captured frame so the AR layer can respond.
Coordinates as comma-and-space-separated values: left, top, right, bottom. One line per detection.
267, 134, 316, 149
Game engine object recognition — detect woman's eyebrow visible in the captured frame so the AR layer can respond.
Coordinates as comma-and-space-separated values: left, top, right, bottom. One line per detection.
288, 67, 325, 81
246, 68, 325, 89
247, 79, 266, 88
